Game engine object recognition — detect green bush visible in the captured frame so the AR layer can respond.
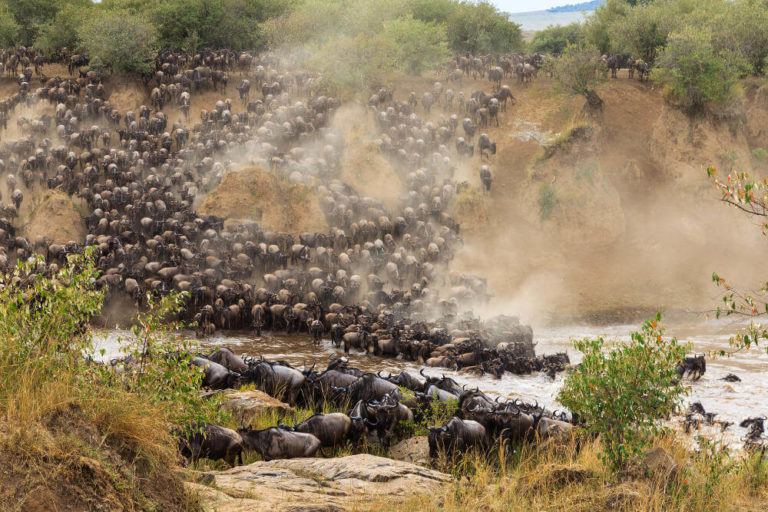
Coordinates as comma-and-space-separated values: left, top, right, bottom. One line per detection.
558, 314, 688, 469
753, 148, 768, 162
35, 3, 92, 59
382, 15, 449, 75
530, 23, 585, 55
656, 27, 738, 115
445, 0, 523, 54
78, 9, 157, 74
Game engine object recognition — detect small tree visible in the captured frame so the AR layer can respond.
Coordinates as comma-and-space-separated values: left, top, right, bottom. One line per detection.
655, 28, 737, 117
551, 43, 607, 113
558, 315, 688, 469
78, 9, 157, 74
708, 166, 768, 354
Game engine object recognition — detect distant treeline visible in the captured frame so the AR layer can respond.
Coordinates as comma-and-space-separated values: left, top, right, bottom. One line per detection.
0, 0, 524, 61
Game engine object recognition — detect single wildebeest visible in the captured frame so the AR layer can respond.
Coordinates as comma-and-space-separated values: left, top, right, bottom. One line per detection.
207, 347, 248, 373
428, 417, 487, 458
294, 412, 352, 447
479, 165, 492, 192
178, 425, 243, 467
477, 133, 496, 160
191, 356, 238, 389
677, 354, 706, 381
238, 426, 322, 461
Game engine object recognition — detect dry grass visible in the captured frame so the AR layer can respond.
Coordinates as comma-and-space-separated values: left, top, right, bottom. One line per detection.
362, 435, 768, 512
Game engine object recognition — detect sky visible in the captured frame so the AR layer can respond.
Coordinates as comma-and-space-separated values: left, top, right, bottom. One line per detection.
490, 0, 572, 13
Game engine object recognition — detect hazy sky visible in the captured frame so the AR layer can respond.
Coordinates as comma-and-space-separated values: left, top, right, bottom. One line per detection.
490, 1, 572, 13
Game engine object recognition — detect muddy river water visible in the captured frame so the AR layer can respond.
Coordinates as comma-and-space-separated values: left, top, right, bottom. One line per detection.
94, 317, 768, 447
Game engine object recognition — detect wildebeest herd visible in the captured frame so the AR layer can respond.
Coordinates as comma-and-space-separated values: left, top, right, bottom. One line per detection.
177, 350, 576, 466
0, 45, 575, 382
0, 44, 762, 465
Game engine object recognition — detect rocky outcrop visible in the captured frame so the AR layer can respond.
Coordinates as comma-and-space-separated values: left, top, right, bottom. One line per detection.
389, 436, 430, 466
219, 389, 294, 425
189, 454, 451, 511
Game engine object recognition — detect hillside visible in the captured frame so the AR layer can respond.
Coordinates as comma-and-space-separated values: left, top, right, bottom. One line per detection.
389, 73, 768, 324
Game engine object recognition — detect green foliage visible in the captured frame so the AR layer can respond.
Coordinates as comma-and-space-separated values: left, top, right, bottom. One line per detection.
607, 0, 674, 63
35, 3, 91, 58
753, 148, 768, 162
445, 1, 523, 54
381, 15, 450, 75
151, 0, 292, 52
558, 315, 688, 469
0, 3, 20, 48
710, 0, 768, 76
0, 251, 104, 422
583, 0, 629, 54
708, 166, 768, 355
100, 293, 230, 432
530, 23, 585, 55
538, 183, 558, 221
551, 43, 607, 110
6, 0, 64, 46
655, 28, 738, 115
78, 9, 158, 74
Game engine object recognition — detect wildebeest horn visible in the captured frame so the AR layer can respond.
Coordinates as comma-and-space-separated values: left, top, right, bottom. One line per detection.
363, 418, 378, 426
349, 415, 362, 421
495, 396, 501, 403
420, 368, 427, 378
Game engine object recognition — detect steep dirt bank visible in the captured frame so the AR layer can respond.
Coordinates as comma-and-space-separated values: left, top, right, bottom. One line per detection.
390, 74, 768, 325
198, 166, 328, 234
19, 190, 87, 245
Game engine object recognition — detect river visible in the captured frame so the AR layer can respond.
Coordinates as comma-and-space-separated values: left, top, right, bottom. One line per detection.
94, 317, 767, 447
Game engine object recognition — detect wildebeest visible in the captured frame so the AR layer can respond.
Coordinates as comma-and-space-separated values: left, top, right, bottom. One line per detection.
428, 417, 487, 457
178, 425, 243, 467
238, 426, 322, 461
294, 412, 352, 447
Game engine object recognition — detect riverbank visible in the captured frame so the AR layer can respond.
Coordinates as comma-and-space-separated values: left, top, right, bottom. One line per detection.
184, 390, 768, 512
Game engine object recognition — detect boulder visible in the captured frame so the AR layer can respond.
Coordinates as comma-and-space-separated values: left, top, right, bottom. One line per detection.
389, 436, 430, 466
190, 454, 451, 511
219, 390, 294, 425
644, 447, 677, 479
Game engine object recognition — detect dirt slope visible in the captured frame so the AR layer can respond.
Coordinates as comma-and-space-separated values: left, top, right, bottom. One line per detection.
198, 167, 328, 234
20, 190, 87, 245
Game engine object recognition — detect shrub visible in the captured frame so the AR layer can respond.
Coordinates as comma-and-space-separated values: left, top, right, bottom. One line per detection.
35, 3, 92, 59
753, 148, 768, 162
551, 43, 607, 112
558, 314, 688, 469
530, 22, 585, 55
445, 0, 523, 54
78, 9, 157, 74
382, 15, 450, 75
655, 28, 738, 116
